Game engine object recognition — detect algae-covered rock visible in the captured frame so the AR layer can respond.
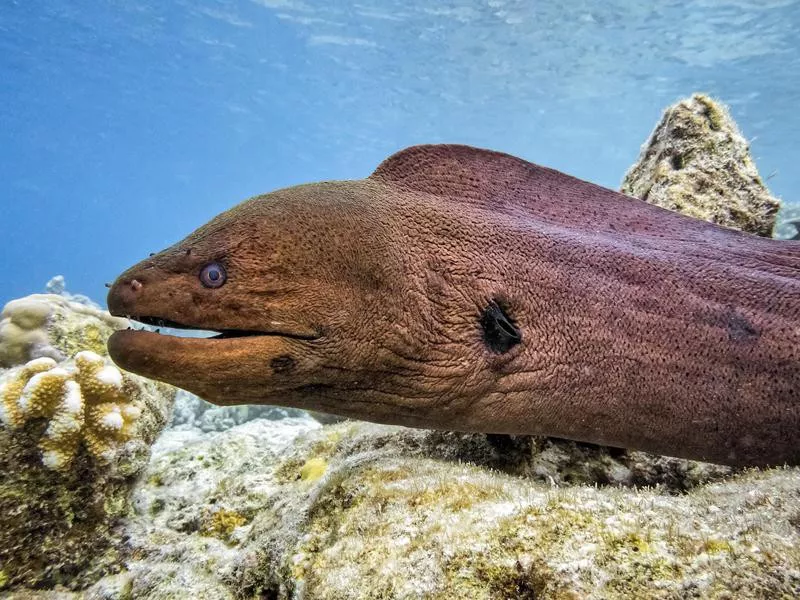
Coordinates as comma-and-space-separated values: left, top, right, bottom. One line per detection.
109, 417, 320, 599
622, 93, 781, 237
0, 372, 175, 591
0, 294, 128, 368
60, 420, 798, 599
237, 423, 799, 599
0, 299, 176, 591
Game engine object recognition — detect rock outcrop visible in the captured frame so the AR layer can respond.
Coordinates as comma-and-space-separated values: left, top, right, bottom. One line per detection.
622, 93, 781, 237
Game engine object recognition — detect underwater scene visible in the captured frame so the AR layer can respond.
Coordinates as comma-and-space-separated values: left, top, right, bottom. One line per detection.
2, 1, 800, 598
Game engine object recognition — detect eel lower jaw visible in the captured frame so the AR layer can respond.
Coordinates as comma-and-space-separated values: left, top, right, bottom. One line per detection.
106, 327, 316, 398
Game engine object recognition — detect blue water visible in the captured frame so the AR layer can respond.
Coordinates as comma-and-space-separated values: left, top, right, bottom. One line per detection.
2, 0, 799, 305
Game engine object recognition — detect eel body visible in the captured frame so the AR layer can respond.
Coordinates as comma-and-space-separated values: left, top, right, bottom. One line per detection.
107, 144, 800, 467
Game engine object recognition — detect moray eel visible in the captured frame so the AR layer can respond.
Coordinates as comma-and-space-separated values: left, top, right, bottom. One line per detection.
107, 144, 800, 467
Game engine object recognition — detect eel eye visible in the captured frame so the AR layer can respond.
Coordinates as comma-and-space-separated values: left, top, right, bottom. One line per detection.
199, 262, 227, 288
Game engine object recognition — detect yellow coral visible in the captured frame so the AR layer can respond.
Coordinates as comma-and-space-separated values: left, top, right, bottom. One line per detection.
0, 357, 59, 427
0, 351, 141, 470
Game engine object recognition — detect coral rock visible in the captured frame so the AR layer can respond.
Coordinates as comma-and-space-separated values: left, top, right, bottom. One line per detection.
621, 93, 781, 237
0, 356, 58, 428
0, 296, 176, 592
0, 294, 128, 368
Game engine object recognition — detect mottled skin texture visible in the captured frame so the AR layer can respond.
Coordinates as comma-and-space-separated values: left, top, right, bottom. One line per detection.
107, 145, 800, 467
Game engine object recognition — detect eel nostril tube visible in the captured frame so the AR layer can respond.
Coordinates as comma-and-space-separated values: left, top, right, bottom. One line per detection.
130, 279, 143, 292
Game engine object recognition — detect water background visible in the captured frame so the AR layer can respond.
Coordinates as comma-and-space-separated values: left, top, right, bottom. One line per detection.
2, 0, 799, 305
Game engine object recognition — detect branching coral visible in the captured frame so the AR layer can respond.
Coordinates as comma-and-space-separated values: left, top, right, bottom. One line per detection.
0, 351, 141, 470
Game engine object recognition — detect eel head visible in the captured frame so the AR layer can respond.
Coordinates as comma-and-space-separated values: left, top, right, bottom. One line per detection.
107, 150, 527, 429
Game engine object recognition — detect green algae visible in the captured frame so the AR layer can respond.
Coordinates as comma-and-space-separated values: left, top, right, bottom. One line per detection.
49, 316, 110, 359
276, 426, 349, 483
694, 93, 724, 130
702, 538, 733, 554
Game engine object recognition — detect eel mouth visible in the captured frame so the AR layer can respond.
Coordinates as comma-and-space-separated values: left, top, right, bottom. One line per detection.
125, 315, 321, 341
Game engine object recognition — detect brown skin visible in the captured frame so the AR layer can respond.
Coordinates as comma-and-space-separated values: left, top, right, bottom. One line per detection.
107, 144, 800, 467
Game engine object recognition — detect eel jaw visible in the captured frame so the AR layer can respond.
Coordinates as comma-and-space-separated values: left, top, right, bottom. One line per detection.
107, 327, 314, 404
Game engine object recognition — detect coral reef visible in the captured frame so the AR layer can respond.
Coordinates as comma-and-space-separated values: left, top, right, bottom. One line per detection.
171, 389, 344, 432
0, 294, 128, 368
46, 274, 102, 308
775, 204, 800, 240
621, 93, 781, 237
0, 351, 141, 470
0, 300, 176, 591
